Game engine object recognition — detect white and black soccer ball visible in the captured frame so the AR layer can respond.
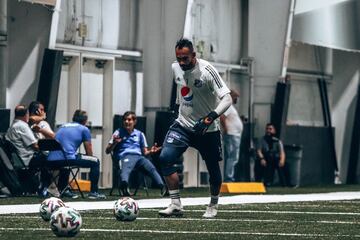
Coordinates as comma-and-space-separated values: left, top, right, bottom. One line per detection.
50, 206, 82, 237
39, 197, 66, 221
113, 197, 139, 221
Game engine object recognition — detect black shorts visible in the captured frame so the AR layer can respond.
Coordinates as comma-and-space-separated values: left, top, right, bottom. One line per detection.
159, 122, 223, 181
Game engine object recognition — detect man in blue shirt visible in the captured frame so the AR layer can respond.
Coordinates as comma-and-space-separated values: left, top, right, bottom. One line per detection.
105, 111, 165, 196
47, 110, 105, 199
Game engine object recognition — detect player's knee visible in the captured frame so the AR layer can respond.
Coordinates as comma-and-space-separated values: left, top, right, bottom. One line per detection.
158, 151, 176, 176
159, 149, 174, 167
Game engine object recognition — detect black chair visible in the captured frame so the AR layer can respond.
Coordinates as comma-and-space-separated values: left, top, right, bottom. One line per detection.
109, 153, 149, 197
38, 139, 84, 198
0, 137, 30, 195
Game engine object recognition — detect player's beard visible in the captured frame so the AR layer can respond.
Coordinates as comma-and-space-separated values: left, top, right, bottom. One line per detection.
180, 63, 194, 71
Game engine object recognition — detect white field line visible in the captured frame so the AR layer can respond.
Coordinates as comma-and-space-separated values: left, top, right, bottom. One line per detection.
179, 209, 360, 215
1, 191, 360, 214
2, 215, 360, 225
0, 227, 359, 238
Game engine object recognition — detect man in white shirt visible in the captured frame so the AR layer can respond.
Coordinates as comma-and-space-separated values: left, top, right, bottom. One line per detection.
5, 105, 47, 195
6, 105, 39, 167
158, 38, 232, 218
220, 90, 243, 182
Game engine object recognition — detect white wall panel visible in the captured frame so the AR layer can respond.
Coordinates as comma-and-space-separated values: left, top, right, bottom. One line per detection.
113, 70, 131, 115
81, 59, 104, 126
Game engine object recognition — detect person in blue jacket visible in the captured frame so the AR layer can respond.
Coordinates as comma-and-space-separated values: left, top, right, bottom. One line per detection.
105, 111, 165, 196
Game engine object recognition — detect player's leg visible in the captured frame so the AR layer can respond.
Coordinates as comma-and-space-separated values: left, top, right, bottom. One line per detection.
158, 124, 189, 217
197, 131, 223, 218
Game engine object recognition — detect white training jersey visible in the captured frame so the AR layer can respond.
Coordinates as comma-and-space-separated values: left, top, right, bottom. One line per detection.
172, 58, 230, 132
223, 105, 243, 136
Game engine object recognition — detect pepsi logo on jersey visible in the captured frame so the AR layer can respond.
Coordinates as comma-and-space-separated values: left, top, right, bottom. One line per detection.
181, 87, 193, 101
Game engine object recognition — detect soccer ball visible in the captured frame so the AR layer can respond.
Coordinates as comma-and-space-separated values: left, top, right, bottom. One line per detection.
113, 197, 139, 221
50, 206, 82, 237
39, 197, 66, 221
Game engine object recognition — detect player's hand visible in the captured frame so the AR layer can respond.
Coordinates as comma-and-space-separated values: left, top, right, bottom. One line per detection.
192, 111, 218, 135
193, 118, 212, 135
150, 143, 162, 154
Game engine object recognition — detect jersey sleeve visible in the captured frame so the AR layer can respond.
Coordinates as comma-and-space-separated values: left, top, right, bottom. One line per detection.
139, 132, 148, 148
82, 127, 92, 142
172, 63, 183, 105
223, 105, 232, 117
204, 64, 230, 99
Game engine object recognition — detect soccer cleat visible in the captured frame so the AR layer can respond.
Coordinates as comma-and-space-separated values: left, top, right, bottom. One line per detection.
88, 192, 106, 200
202, 204, 218, 218
158, 203, 183, 217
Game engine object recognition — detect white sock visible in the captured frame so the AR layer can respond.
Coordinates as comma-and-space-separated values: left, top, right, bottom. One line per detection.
169, 189, 181, 206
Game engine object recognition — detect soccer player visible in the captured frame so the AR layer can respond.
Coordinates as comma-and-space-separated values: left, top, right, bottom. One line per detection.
158, 38, 232, 218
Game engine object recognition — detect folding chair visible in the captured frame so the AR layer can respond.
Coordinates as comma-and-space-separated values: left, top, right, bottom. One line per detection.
38, 139, 84, 198
109, 153, 149, 197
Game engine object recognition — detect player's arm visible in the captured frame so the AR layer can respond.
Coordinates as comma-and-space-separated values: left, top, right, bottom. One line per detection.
193, 64, 232, 135
193, 93, 232, 135
214, 93, 232, 116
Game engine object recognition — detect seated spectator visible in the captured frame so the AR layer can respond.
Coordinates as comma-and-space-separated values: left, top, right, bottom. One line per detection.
105, 111, 166, 196
28, 101, 59, 197
28, 101, 55, 140
5, 105, 46, 194
47, 109, 106, 200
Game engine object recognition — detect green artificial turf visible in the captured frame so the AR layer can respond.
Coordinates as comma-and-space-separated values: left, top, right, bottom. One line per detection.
0, 200, 360, 239
0, 185, 359, 239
